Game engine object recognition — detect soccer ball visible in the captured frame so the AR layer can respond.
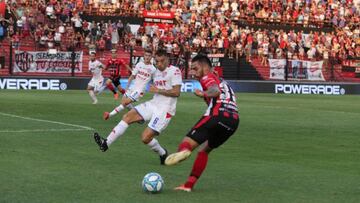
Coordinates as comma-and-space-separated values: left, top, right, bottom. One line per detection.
142, 172, 164, 193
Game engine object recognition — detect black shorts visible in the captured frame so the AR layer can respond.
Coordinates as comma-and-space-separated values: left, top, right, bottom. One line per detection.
186, 115, 239, 149
111, 77, 121, 88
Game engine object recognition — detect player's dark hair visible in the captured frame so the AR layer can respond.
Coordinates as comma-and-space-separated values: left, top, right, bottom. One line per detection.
144, 48, 152, 54
192, 54, 212, 68
155, 49, 169, 58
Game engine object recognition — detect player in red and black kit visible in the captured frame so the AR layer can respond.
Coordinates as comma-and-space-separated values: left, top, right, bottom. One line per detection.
105, 49, 132, 99
165, 54, 239, 192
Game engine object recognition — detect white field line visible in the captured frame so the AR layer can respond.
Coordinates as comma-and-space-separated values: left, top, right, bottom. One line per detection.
0, 129, 90, 133
0, 112, 94, 131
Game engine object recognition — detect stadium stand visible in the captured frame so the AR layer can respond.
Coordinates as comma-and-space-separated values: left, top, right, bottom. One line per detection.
0, 0, 359, 81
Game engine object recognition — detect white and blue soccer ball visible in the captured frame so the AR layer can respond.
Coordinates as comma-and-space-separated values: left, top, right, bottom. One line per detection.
142, 172, 164, 193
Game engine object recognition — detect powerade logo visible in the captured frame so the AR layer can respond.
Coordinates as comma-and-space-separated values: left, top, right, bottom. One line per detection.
275, 84, 345, 95
0, 78, 67, 90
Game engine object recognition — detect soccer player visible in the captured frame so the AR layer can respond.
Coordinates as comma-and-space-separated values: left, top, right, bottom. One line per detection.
87, 53, 104, 104
165, 54, 239, 192
94, 49, 182, 165
103, 48, 156, 120
105, 49, 132, 100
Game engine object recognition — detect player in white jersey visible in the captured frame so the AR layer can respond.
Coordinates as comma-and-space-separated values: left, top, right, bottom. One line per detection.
87, 53, 104, 104
103, 49, 156, 120
94, 49, 182, 165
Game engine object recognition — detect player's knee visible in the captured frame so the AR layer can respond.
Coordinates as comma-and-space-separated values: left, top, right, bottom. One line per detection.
141, 134, 152, 144
121, 109, 137, 123
121, 98, 131, 106
122, 113, 131, 123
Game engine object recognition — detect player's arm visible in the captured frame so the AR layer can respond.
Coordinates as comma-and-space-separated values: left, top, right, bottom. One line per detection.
104, 60, 110, 70
194, 84, 220, 98
124, 64, 132, 72
126, 75, 135, 90
149, 85, 181, 97
119, 59, 132, 72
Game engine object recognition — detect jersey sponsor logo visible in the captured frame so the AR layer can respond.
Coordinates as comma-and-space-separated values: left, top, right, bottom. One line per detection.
0, 78, 67, 90
138, 70, 151, 77
154, 80, 167, 86
275, 84, 346, 95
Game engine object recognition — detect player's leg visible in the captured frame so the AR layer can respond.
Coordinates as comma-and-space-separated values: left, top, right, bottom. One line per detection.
95, 79, 106, 95
116, 84, 126, 95
175, 116, 239, 192
142, 111, 172, 164
164, 137, 197, 166
93, 79, 104, 98
105, 78, 118, 98
104, 96, 133, 120
174, 142, 212, 192
165, 116, 211, 166
141, 127, 168, 165
94, 109, 143, 152
114, 78, 125, 95
94, 102, 153, 151
104, 91, 138, 120
87, 84, 98, 104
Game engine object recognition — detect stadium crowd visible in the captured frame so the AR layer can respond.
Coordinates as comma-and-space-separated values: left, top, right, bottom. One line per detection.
0, 0, 359, 66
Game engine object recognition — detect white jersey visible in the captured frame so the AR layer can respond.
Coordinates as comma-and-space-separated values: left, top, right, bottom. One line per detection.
89, 60, 104, 80
131, 61, 156, 93
150, 65, 182, 116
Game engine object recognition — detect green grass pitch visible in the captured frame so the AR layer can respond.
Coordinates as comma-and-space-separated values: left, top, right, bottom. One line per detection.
0, 90, 359, 203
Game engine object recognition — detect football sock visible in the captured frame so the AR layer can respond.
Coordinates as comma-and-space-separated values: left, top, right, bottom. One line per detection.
106, 120, 129, 146
147, 138, 166, 156
96, 85, 106, 95
89, 90, 97, 103
178, 141, 193, 152
109, 104, 125, 117
184, 151, 208, 188
106, 83, 116, 94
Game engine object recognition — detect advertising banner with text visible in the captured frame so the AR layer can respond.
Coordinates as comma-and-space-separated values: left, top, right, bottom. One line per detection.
14, 51, 83, 73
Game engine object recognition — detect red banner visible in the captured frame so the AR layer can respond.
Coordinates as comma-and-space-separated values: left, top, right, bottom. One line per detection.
143, 11, 175, 19
0, 2, 5, 17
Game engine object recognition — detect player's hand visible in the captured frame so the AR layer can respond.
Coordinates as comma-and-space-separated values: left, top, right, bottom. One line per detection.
194, 89, 204, 97
149, 85, 159, 93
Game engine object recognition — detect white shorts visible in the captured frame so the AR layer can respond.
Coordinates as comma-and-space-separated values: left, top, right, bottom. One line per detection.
88, 77, 104, 92
125, 89, 144, 102
134, 101, 172, 134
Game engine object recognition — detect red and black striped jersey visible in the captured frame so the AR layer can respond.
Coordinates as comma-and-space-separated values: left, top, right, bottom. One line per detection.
106, 58, 125, 78
200, 72, 238, 118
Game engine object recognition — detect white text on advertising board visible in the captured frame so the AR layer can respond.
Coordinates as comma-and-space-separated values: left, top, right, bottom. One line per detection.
275, 84, 345, 95
0, 78, 67, 90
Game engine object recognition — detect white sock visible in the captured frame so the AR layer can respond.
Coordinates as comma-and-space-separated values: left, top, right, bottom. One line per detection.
109, 104, 125, 117
96, 85, 106, 95
106, 120, 129, 146
147, 138, 166, 156
89, 91, 97, 102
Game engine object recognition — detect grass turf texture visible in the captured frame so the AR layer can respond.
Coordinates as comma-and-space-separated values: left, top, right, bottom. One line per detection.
0, 90, 359, 203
